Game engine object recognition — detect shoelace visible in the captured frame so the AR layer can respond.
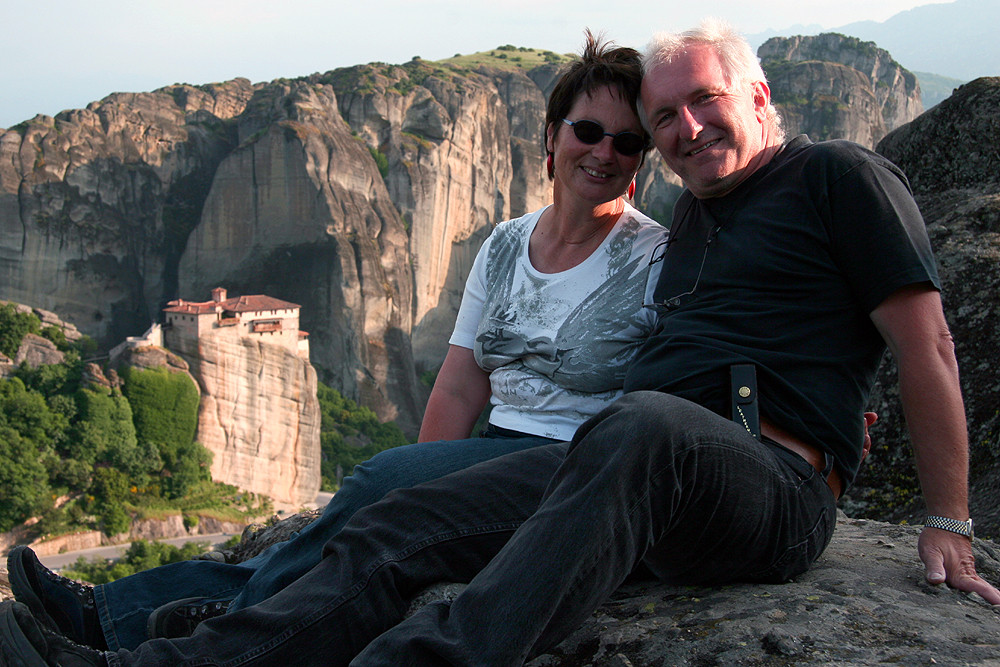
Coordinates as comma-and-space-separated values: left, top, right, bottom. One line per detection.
42, 568, 95, 610
185, 600, 230, 619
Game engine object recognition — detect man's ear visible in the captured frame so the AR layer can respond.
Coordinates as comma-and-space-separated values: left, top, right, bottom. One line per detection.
545, 122, 556, 153
751, 80, 771, 122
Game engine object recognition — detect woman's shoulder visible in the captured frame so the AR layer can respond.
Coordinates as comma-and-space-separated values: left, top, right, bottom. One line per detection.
621, 204, 669, 243
493, 206, 547, 238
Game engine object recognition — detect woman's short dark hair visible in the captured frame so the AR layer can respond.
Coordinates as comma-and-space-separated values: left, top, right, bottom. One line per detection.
545, 30, 648, 159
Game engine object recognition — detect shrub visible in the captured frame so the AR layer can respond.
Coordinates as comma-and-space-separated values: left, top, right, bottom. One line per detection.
0, 303, 40, 357
62, 539, 211, 584
316, 381, 409, 491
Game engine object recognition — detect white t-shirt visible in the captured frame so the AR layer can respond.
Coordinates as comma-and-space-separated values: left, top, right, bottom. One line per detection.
450, 203, 667, 440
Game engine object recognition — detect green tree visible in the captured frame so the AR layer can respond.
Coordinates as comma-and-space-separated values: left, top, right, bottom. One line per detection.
0, 424, 50, 531
0, 377, 66, 450
62, 539, 210, 584
120, 366, 199, 457
160, 439, 213, 499
14, 351, 81, 396
0, 303, 40, 357
89, 467, 134, 536
72, 386, 148, 479
316, 382, 409, 491
120, 366, 207, 498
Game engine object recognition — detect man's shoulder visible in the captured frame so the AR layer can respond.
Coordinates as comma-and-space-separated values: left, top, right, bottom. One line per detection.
777, 136, 907, 185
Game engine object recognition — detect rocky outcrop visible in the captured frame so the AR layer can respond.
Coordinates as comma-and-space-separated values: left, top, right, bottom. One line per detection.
531, 514, 1000, 665
111, 343, 191, 375
759, 33, 923, 147
165, 329, 322, 507
11, 333, 63, 369
70, 508, 997, 665
0, 301, 82, 377
843, 78, 1000, 539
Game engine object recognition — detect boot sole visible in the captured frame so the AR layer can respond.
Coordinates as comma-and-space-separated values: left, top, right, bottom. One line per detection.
0, 601, 50, 667
5, 547, 61, 637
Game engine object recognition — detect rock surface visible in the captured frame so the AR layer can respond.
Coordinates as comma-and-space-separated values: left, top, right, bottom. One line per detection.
844, 77, 1000, 540
530, 514, 1000, 665
8, 510, 992, 665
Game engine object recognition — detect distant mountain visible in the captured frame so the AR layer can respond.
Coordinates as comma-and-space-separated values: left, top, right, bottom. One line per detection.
914, 70, 967, 108
749, 0, 999, 83
834, 0, 998, 81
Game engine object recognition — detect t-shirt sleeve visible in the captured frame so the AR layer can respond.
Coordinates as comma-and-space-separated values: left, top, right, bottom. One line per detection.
448, 233, 493, 350
823, 149, 940, 314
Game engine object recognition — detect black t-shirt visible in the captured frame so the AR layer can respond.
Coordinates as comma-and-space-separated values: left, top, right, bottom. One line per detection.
624, 136, 939, 485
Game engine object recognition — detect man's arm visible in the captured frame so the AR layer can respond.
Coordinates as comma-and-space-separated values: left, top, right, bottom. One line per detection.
870, 284, 1000, 604
417, 344, 492, 443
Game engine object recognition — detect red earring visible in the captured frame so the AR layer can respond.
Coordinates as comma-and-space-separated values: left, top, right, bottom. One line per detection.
627, 179, 636, 200
547, 152, 554, 178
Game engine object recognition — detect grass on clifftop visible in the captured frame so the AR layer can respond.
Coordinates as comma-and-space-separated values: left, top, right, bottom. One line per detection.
436, 45, 574, 71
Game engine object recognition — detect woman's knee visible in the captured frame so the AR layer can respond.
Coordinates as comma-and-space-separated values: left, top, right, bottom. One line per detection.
339, 444, 428, 501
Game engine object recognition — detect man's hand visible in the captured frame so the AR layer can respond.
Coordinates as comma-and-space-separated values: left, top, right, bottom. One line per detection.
861, 412, 876, 463
918, 527, 1000, 605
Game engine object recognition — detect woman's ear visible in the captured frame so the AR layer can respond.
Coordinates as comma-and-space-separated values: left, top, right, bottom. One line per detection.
545, 122, 556, 153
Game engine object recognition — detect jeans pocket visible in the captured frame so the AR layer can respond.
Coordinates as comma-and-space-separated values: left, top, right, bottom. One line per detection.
747, 499, 836, 583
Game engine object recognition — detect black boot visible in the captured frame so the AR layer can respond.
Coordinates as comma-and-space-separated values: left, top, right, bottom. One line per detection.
6, 546, 106, 650
146, 597, 231, 640
0, 601, 108, 667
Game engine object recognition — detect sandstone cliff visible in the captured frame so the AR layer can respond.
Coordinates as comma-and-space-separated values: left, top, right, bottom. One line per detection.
759, 33, 923, 147
163, 327, 322, 507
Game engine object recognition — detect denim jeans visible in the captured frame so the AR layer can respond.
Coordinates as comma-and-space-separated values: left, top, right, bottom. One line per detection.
105, 392, 837, 666
94, 428, 555, 651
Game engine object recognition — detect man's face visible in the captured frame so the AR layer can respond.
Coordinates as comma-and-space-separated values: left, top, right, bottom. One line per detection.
640, 44, 772, 199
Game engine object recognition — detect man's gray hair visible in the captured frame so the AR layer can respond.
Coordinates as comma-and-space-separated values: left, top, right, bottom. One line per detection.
638, 18, 784, 140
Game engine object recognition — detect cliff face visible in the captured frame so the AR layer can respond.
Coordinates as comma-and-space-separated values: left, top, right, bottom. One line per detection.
0, 57, 684, 436
0, 81, 252, 343
759, 33, 923, 147
164, 327, 321, 507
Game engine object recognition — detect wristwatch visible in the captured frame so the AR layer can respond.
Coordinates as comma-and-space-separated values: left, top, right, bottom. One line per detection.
924, 515, 974, 541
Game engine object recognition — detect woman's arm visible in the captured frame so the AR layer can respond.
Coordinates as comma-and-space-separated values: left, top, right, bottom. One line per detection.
417, 344, 492, 443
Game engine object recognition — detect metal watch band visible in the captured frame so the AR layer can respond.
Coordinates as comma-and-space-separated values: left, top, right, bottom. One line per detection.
924, 515, 974, 541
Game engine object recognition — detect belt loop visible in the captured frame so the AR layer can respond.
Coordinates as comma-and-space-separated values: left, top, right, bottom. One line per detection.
821, 451, 836, 478
730, 364, 760, 440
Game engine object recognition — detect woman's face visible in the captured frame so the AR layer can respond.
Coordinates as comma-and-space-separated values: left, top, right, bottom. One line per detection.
546, 85, 644, 208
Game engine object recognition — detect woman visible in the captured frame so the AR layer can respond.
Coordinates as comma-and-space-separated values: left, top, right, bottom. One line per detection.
6, 32, 666, 656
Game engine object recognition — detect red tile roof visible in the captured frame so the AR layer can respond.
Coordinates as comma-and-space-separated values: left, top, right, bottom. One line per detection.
164, 294, 300, 315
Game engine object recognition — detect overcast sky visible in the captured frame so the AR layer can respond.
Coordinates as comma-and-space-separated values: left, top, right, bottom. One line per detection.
2, 0, 944, 128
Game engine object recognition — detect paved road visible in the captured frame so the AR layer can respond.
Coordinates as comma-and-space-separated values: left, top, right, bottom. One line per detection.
37, 491, 335, 572
37, 534, 237, 571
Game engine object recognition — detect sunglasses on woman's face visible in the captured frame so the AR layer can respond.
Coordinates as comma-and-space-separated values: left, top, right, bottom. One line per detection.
561, 118, 647, 156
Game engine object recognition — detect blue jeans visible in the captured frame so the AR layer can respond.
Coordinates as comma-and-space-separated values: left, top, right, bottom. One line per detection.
105, 392, 837, 666
94, 428, 555, 651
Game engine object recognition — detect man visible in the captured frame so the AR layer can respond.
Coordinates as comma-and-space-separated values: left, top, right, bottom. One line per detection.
2, 20, 997, 667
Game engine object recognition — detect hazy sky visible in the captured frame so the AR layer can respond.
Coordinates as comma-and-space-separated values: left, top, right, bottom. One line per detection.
2, 0, 944, 128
